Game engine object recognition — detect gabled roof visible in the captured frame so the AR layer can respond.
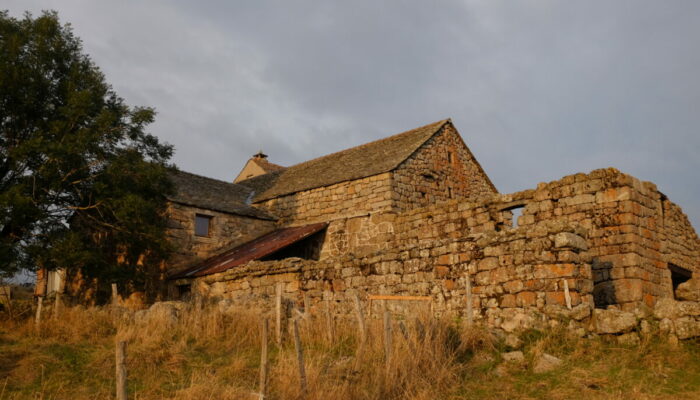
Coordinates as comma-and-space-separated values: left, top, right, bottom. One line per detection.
167, 170, 275, 220
240, 119, 451, 201
253, 157, 286, 174
170, 222, 328, 278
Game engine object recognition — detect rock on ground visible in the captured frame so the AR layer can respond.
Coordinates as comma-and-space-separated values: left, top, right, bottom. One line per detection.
502, 351, 525, 363
593, 308, 637, 334
533, 353, 563, 373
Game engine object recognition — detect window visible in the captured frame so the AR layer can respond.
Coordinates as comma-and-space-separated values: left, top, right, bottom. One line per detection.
447, 151, 453, 163
194, 214, 212, 237
669, 264, 692, 298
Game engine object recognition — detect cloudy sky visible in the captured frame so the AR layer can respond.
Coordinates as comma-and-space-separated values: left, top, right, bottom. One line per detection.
6, 1, 700, 227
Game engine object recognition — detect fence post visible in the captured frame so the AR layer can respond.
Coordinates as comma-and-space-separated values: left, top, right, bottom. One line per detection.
53, 292, 61, 319
34, 296, 43, 332
352, 292, 367, 343
324, 298, 334, 343
293, 318, 307, 398
259, 319, 269, 400
275, 283, 283, 345
465, 272, 473, 326
111, 283, 119, 307
115, 340, 127, 400
383, 301, 392, 372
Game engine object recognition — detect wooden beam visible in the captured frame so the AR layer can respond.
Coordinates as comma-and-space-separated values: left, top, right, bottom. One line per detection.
368, 295, 432, 302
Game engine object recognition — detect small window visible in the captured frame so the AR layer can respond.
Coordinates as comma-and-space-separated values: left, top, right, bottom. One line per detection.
194, 214, 212, 237
669, 264, 692, 298
447, 151, 453, 163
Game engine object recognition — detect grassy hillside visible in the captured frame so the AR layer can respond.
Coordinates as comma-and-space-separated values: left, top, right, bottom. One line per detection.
1, 302, 700, 399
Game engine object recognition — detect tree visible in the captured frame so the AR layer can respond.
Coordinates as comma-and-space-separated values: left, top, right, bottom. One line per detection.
0, 11, 174, 299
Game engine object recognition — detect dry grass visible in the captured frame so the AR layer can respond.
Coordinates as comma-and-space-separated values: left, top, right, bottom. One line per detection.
1, 300, 700, 399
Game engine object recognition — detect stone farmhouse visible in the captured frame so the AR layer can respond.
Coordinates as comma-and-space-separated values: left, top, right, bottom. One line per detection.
159, 118, 700, 330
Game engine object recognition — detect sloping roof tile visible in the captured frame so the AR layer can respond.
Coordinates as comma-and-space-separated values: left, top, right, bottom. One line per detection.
170, 222, 327, 278
240, 119, 450, 201
167, 170, 275, 220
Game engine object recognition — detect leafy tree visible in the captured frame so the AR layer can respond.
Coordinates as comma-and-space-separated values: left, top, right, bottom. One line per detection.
0, 11, 174, 299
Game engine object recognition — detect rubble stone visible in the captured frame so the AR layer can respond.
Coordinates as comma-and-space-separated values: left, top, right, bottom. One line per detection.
533, 353, 563, 373
593, 308, 637, 334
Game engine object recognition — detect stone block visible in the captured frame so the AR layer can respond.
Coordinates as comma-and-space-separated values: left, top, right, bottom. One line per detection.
674, 317, 700, 340
545, 291, 566, 306
553, 232, 588, 251
500, 294, 517, 308
610, 278, 642, 303
434, 265, 450, 278
478, 257, 500, 271
676, 279, 700, 302
516, 291, 537, 307
592, 308, 637, 334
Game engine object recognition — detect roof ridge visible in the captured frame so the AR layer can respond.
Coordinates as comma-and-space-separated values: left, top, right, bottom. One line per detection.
283, 119, 450, 170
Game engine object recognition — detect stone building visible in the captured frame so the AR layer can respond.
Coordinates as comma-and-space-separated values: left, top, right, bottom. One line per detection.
163, 119, 699, 327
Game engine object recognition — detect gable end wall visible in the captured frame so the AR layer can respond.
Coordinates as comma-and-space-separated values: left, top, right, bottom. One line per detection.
392, 123, 497, 211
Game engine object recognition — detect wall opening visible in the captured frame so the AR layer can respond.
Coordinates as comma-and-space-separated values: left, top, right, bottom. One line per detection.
592, 259, 615, 308
194, 214, 212, 237
261, 230, 326, 261
499, 204, 525, 228
177, 284, 192, 301
669, 264, 692, 298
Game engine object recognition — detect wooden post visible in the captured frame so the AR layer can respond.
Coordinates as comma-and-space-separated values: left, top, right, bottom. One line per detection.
111, 283, 119, 306
303, 293, 311, 316
563, 279, 572, 310
53, 291, 61, 319
383, 302, 392, 371
465, 273, 473, 326
352, 292, 367, 343
34, 296, 43, 332
259, 319, 269, 400
292, 318, 307, 398
115, 340, 127, 400
324, 298, 334, 343
275, 283, 283, 345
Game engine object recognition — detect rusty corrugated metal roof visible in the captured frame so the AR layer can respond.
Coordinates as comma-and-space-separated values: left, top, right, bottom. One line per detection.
171, 222, 327, 279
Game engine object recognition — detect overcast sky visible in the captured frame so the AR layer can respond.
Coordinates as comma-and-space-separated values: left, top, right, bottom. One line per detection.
6, 1, 700, 228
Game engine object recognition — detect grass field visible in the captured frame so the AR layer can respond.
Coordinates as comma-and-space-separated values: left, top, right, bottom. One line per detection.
1, 301, 700, 399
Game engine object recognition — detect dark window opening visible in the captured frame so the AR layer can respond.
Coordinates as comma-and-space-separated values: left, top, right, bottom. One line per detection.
447, 186, 453, 199
592, 259, 615, 308
447, 151, 453, 163
261, 230, 326, 261
177, 284, 191, 301
669, 264, 692, 298
195, 214, 212, 237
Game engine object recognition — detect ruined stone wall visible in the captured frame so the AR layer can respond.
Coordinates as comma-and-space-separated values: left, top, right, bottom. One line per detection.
392, 123, 496, 211
392, 168, 700, 309
191, 218, 593, 333
319, 212, 398, 259
661, 199, 700, 279
166, 202, 276, 273
255, 172, 395, 225
186, 168, 699, 322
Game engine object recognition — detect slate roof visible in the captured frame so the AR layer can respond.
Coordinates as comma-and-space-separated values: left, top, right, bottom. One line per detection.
167, 170, 275, 220
240, 119, 451, 201
252, 157, 286, 174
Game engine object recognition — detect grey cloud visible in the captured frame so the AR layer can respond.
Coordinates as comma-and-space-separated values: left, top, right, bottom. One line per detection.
4, 0, 700, 227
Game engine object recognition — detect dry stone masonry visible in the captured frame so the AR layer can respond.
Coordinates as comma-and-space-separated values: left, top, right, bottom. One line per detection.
159, 120, 700, 340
